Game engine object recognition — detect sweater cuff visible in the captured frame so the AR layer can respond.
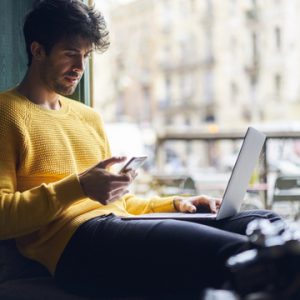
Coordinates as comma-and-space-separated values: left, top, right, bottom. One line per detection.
151, 196, 177, 213
49, 174, 86, 206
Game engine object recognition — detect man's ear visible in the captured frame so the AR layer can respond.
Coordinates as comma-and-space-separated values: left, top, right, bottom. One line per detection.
30, 41, 46, 62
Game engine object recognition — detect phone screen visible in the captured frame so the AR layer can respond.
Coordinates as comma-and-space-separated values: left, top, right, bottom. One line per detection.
119, 156, 147, 174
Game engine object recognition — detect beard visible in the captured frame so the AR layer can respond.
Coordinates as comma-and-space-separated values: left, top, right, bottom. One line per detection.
53, 80, 79, 96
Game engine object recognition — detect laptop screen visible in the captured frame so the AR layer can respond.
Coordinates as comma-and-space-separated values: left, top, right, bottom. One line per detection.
216, 127, 266, 220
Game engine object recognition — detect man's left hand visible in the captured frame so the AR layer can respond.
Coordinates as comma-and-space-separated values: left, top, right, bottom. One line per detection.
173, 195, 221, 213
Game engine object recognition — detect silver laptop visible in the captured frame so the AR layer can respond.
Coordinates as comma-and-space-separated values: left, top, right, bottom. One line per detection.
122, 127, 266, 221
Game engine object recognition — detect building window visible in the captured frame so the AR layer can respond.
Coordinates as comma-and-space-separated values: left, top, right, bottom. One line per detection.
230, 81, 238, 104
165, 75, 171, 106
275, 26, 281, 51
190, 0, 196, 11
274, 74, 282, 99
252, 32, 258, 63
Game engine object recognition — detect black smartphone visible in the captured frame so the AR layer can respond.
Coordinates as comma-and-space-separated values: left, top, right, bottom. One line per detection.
119, 156, 148, 174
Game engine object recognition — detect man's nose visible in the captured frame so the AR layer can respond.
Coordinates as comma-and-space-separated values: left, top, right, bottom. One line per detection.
73, 56, 85, 72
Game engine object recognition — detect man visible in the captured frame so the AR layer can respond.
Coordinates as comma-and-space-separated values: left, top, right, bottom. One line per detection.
0, 0, 280, 298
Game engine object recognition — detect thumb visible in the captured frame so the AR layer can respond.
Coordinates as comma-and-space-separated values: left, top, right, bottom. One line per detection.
98, 156, 127, 169
188, 204, 197, 213
209, 201, 217, 213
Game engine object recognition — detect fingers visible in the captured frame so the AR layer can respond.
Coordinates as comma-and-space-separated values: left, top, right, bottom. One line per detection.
209, 200, 217, 213
204, 196, 222, 213
109, 181, 131, 191
127, 169, 138, 180
100, 185, 130, 205
175, 195, 222, 213
96, 185, 131, 205
108, 189, 130, 204
211, 197, 222, 210
185, 195, 221, 213
178, 199, 197, 213
97, 161, 137, 183
120, 168, 138, 179
109, 187, 129, 200
103, 171, 132, 183
187, 204, 197, 213
97, 156, 127, 170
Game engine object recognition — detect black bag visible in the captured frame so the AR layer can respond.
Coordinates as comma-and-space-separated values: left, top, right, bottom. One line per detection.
225, 219, 300, 300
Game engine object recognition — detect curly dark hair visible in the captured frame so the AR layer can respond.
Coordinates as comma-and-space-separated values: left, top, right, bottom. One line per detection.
24, 0, 110, 66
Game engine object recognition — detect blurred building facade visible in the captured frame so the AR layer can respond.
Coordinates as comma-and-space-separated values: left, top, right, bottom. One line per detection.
93, 0, 300, 170
94, 0, 300, 126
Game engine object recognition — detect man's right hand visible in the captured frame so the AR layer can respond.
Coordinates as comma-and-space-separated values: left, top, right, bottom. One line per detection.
79, 156, 135, 205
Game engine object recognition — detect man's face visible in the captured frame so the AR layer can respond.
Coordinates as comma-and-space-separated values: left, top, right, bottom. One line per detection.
39, 36, 93, 96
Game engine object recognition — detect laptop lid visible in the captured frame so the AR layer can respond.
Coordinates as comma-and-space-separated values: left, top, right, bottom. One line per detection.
216, 127, 266, 220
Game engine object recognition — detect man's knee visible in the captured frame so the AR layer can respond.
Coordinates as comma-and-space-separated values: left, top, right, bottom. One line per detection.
217, 210, 282, 235
239, 209, 282, 223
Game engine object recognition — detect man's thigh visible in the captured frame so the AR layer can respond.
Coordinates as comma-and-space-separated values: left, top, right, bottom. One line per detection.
55, 215, 248, 290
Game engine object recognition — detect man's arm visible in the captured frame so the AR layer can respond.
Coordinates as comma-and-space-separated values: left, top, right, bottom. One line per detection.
123, 194, 177, 215
0, 172, 85, 239
0, 105, 86, 239
123, 194, 221, 215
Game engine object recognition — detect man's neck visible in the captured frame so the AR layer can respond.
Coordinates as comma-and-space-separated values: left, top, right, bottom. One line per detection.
16, 69, 61, 111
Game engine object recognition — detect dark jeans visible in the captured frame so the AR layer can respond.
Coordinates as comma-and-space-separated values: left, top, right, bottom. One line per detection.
55, 210, 281, 298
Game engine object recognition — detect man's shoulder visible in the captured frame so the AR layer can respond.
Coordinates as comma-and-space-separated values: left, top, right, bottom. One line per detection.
0, 89, 18, 101
0, 89, 28, 126
0, 89, 25, 112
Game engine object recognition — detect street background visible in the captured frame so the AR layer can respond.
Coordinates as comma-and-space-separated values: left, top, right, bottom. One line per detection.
93, 0, 300, 220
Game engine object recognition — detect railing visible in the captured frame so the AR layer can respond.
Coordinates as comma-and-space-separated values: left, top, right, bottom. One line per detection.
155, 130, 300, 208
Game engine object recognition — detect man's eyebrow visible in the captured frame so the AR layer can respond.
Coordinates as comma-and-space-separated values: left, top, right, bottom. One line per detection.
64, 48, 80, 52
63, 48, 93, 54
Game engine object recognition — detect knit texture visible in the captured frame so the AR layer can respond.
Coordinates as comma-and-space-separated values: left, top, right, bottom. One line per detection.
0, 89, 175, 274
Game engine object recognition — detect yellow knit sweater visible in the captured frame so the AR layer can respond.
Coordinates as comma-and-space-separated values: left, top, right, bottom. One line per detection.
0, 89, 175, 274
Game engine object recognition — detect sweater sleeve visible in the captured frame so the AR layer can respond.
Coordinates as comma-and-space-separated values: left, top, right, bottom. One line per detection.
123, 193, 177, 215
0, 110, 85, 240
